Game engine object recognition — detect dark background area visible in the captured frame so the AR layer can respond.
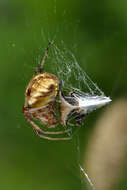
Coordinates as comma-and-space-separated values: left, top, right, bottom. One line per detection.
0, 0, 127, 189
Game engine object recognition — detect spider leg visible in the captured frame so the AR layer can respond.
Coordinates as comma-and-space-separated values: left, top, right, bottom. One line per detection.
26, 118, 72, 140
47, 124, 57, 128
39, 42, 51, 73
69, 88, 74, 95
36, 131, 72, 141
68, 122, 80, 127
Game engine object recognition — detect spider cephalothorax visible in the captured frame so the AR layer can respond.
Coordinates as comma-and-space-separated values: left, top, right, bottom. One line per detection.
23, 43, 111, 141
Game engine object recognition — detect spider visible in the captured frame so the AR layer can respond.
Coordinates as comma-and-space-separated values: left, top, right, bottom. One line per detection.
23, 43, 78, 140
23, 43, 111, 141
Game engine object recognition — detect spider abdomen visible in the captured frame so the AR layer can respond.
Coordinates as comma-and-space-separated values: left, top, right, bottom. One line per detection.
24, 73, 59, 108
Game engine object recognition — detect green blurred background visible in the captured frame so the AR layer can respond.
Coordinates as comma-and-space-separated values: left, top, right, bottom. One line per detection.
1, 0, 127, 190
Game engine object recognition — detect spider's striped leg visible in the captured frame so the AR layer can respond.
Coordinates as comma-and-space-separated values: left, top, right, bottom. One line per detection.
68, 122, 81, 127
36, 132, 72, 141
39, 42, 51, 73
25, 117, 72, 141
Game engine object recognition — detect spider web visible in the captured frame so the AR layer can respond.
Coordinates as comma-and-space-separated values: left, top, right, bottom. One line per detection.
36, 7, 107, 189
44, 41, 103, 190
48, 41, 104, 97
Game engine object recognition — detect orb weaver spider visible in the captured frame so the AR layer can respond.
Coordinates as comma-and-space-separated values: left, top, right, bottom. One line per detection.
23, 43, 111, 141
23, 43, 74, 140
